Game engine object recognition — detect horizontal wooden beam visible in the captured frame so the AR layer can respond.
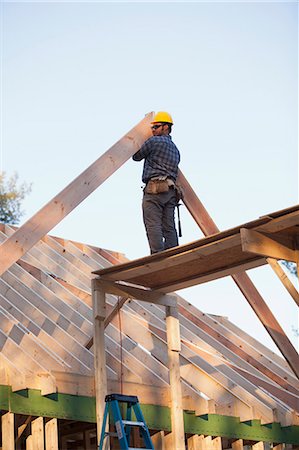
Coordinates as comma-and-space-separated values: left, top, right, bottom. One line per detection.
257, 209, 299, 234
155, 259, 266, 292
241, 228, 296, 262
97, 233, 242, 283
95, 279, 177, 306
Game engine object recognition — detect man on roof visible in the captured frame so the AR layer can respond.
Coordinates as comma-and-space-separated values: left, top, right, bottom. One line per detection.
132, 111, 181, 254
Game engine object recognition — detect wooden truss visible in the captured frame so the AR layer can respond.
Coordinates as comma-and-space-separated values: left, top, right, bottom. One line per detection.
0, 114, 298, 449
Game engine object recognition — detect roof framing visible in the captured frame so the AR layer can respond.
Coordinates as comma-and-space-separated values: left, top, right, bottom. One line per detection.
0, 114, 298, 448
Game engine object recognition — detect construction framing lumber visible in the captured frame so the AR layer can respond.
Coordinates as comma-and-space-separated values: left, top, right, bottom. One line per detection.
92, 280, 108, 445
172, 172, 299, 378
267, 258, 299, 307
165, 305, 185, 449
1, 385, 298, 443
0, 113, 154, 276
32, 417, 44, 450
1, 412, 14, 450
45, 418, 59, 450
96, 209, 299, 378
240, 228, 297, 262
97, 279, 177, 306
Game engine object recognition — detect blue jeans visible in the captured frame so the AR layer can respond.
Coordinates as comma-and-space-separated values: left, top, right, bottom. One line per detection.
142, 189, 178, 254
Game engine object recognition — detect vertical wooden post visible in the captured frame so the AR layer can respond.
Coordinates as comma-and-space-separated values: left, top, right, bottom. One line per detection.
212, 436, 222, 450
31, 417, 44, 450
252, 442, 265, 450
204, 436, 213, 450
92, 278, 108, 447
2, 412, 14, 450
164, 432, 175, 450
165, 304, 185, 450
232, 439, 244, 450
187, 434, 206, 450
151, 431, 165, 450
26, 435, 33, 450
45, 418, 58, 450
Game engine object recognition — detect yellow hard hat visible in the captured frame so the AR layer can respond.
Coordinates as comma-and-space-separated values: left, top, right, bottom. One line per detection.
151, 111, 173, 125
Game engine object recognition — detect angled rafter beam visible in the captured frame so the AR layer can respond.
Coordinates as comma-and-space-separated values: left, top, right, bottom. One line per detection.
267, 258, 299, 307
181, 339, 299, 411
177, 301, 299, 394
240, 228, 297, 262
232, 271, 299, 379
0, 113, 154, 276
177, 170, 299, 379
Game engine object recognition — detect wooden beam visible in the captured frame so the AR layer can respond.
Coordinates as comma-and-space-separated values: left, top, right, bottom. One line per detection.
0, 113, 154, 276
232, 271, 299, 379
97, 279, 177, 306
252, 442, 265, 450
257, 209, 299, 233
177, 300, 299, 393
111, 298, 275, 422
26, 435, 33, 450
187, 434, 205, 450
232, 439, 244, 450
204, 436, 213, 450
16, 416, 32, 447
151, 431, 166, 450
45, 419, 58, 450
177, 170, 220, 235
212, 436, 222, 450
2, 412, 14, 450
153, 259, 266, 292
31, 417, 44, 450
241, 228, 296, 261
85, 295, 128, 350
177, 169, 299, 379
92, 279, 108, 446
267, 258, 299, 307
165, 305, 185, 450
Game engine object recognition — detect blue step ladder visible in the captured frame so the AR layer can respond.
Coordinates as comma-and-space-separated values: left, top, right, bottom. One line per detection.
99, 393, 154, 450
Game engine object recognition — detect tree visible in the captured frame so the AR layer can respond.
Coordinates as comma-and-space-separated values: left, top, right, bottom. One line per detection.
0, 172, 32, 224
281, 260, 297, 276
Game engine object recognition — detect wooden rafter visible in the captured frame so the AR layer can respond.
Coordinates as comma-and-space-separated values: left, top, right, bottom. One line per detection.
0, 225, 298, 428
267, 258, 299, 307
95, 172, 299, 378
0, 113, 154, 277
177, 172, 299, 379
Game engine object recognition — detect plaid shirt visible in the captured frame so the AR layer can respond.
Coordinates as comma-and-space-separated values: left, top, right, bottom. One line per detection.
132, 135, 180, 184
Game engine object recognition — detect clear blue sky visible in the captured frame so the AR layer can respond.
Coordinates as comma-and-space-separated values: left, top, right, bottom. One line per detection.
1, 1, 298, 352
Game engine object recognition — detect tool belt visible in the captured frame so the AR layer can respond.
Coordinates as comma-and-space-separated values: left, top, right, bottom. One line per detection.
145, 177, 171, 194
145, 177, 184, 201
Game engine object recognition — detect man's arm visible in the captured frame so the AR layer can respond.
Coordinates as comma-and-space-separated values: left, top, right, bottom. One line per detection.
132, 137, 152, 161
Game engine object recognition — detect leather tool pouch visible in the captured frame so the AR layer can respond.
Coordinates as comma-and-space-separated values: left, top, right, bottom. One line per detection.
175, 184, 184, 202
145, 180, 169, 194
